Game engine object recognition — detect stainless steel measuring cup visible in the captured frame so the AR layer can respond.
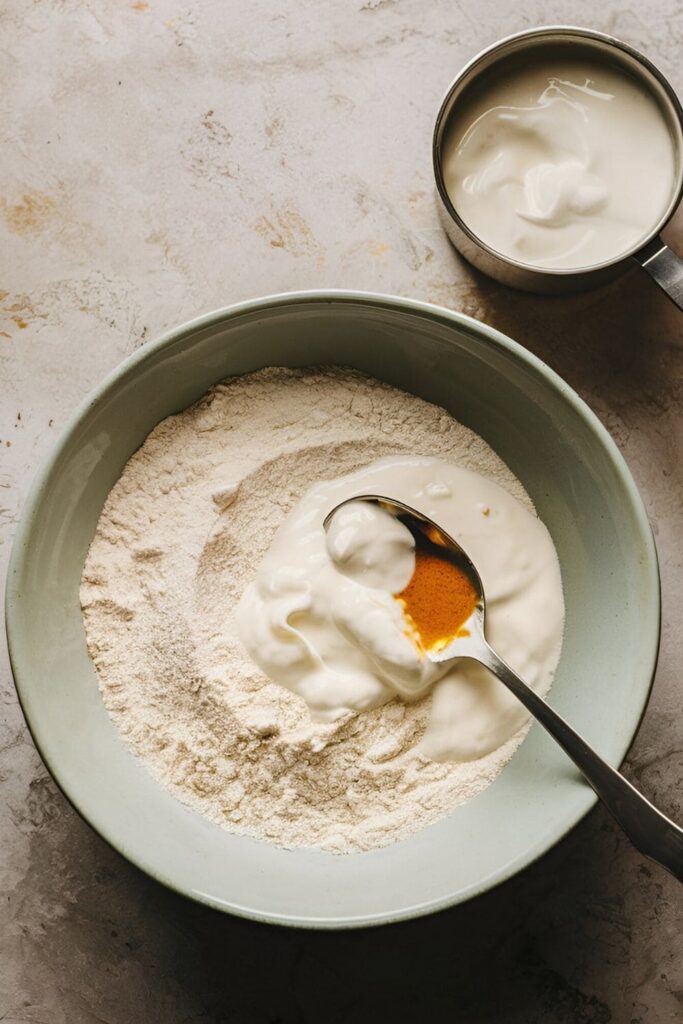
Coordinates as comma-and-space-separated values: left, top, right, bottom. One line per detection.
432, 26, 683, 308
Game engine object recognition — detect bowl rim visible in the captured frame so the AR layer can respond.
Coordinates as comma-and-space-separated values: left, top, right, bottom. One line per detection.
4, 289, 661, 928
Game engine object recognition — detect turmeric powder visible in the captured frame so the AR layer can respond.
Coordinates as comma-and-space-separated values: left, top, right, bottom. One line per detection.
397, 525, 478, 651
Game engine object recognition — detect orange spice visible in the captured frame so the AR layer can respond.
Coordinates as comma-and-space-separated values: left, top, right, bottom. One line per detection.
396, 526, 478, 652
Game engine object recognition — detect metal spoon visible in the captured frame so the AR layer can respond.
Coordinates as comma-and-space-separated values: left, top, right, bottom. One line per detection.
324, 495, 683, 882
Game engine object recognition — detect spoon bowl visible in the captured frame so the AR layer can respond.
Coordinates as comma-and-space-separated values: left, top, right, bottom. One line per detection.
323, 494, 488, 662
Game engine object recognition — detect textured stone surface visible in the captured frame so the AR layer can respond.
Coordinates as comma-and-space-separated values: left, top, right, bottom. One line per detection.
1, 1, 682, 1021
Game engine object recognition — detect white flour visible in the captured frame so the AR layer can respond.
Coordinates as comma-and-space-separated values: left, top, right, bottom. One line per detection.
81, 367, 537, 853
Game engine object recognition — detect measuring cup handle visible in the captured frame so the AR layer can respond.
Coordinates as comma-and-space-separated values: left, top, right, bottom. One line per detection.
634, 235, 683, 311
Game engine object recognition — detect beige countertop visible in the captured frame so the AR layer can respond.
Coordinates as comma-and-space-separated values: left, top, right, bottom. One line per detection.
1, 1, 681, 1020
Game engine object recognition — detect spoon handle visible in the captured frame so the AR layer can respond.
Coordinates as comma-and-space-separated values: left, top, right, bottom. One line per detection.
480, 644, 683, 882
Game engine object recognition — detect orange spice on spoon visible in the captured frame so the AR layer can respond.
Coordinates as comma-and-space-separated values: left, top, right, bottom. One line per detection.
395, 522, 479, 653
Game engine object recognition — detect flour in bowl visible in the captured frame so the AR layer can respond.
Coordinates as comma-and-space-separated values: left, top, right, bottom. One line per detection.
80, 367, 554, 853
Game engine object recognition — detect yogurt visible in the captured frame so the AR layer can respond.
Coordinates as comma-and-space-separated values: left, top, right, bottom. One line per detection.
441, 55, 676, 269
236, 456, 564, 762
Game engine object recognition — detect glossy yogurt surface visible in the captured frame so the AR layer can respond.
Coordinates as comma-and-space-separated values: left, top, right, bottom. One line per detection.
442, 54, 677, 269
237, 456, 565, 761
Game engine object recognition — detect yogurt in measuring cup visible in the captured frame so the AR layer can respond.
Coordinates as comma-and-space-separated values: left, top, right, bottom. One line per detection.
441, 54, 677, 270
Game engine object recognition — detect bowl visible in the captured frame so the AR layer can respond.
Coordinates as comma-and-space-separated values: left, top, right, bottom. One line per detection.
5, 291, 660, 928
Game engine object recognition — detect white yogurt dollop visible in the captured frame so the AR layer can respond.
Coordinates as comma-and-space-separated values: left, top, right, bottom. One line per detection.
442, 57, 676, 269
236, 456, 564, 761
325, 501, 415, 593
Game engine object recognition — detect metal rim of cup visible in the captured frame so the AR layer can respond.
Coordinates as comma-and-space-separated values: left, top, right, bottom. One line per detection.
432, 25, 683, 279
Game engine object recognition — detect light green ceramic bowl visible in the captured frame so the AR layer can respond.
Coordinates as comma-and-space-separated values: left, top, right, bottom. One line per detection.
5, 291, 659, 928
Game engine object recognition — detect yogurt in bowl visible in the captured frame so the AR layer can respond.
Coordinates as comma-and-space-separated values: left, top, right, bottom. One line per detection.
238, 455, 564, 763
